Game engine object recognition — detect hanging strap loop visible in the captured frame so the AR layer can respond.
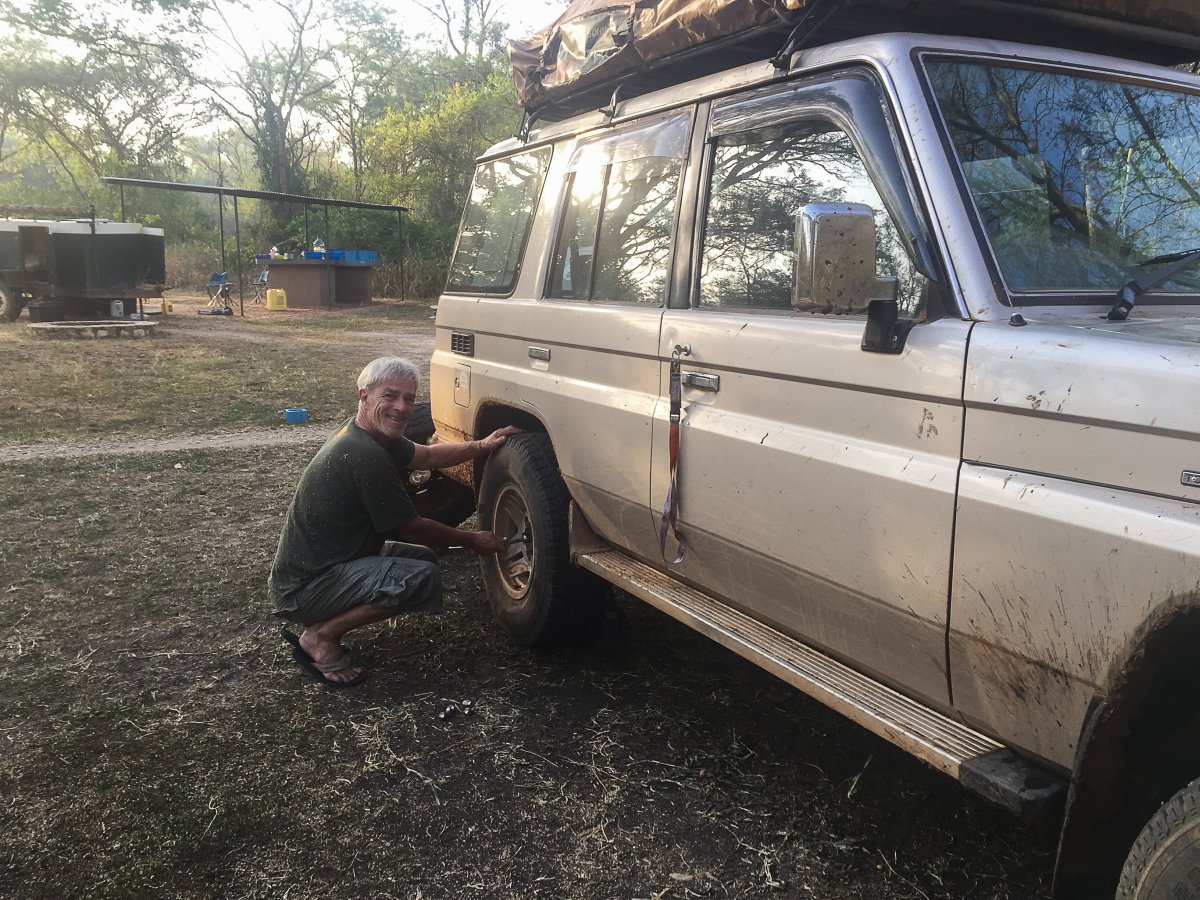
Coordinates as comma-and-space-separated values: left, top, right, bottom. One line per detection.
658, 343, 690, 564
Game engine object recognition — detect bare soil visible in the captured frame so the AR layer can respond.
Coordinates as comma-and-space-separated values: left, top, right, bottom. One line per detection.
0, 301, 1059, 899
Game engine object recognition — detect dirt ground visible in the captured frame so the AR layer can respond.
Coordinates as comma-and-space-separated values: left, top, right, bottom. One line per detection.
0, 300, 1059, 899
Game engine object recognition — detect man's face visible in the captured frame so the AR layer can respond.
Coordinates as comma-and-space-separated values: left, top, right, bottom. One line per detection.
359, 379, 417, 440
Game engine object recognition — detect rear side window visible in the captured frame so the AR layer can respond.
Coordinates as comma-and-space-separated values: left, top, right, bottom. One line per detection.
447, 147, 552, 294
548, 111, 691, 304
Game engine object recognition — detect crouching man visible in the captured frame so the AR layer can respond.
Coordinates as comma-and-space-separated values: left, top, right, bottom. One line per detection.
268, 356, 517, 688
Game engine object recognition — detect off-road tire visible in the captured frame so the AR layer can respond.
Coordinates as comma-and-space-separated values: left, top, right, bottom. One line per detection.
1118, 777, 1200, 899
0, 281, 22, 322
402, 401, 475, 527
404, 401, 436, 446
477, 432, 606, 647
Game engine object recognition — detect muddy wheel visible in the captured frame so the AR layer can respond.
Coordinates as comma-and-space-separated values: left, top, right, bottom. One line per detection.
0, 281, 22, 322
477, 432, 605, 646
1118, 777, 1200, 899
402, 401, 474, 527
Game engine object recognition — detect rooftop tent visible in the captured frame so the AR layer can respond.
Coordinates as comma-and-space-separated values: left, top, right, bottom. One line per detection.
509, 0, 1200, 115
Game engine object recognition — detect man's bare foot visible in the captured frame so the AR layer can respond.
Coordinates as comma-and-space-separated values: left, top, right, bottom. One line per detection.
298, 628, 365, 686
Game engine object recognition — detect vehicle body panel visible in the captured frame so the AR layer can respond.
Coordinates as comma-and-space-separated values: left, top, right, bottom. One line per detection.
654, 312, 970, 706
951, 314, 1200, 767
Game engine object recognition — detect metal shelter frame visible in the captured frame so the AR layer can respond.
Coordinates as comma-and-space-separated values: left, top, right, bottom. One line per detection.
102, 177, 412, 316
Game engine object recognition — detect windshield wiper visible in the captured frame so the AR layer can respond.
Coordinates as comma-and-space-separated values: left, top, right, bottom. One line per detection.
1108, 247, 1200, 320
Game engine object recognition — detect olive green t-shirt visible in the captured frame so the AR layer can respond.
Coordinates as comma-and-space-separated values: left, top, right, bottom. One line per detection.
268, 418, 418, 612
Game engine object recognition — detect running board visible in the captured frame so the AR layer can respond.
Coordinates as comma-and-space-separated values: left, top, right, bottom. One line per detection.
575, 546, 1066, 820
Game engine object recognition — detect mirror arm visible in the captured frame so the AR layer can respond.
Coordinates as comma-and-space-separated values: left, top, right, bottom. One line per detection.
862, 299, 916, 354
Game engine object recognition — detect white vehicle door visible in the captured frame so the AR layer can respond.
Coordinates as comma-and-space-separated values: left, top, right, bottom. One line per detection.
652, 74, 968, 705
529, 110, 694, 562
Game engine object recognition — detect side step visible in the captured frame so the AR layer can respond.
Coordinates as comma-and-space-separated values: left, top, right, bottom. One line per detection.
576, 546, 1066, 820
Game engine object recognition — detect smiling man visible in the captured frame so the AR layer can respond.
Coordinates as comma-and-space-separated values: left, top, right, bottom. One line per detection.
268, 356, 518, 688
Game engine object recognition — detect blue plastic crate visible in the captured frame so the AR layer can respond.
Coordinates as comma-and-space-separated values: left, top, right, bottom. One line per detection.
333, 249, 379, 265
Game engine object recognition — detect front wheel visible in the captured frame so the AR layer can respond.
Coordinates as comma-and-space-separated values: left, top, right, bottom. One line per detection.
1118, 777, 1200, 899
477, 432, 605, 646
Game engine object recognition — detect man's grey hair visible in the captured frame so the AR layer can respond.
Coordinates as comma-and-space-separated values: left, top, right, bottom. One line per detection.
357, 357, 420, 392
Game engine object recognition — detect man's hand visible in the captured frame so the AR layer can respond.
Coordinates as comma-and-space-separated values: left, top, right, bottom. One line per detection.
465, 530, 507, 555
410, 426, 524, 471
478, 425, 522, 453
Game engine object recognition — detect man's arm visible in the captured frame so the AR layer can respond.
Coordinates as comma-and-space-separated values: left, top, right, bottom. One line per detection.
391, 515, 506, 554
409, 425, 521, 470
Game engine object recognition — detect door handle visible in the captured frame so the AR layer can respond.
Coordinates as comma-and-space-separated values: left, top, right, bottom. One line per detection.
528, 346, 551, 361
681, 371, 720, 392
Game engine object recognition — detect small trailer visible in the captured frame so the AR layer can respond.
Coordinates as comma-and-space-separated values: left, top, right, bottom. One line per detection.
0, 217, 167, 322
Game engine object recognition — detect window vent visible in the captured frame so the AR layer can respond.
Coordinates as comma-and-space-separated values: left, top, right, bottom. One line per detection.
451, 332, 475, 356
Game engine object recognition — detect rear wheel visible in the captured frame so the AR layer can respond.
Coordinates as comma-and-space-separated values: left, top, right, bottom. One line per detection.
0, 282, 22, 322
1118, 777, 1200, 899
477, 432, 605, 646
403, 401, 475, 527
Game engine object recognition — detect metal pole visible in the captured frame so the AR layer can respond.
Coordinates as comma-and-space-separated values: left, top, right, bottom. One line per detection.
324, 205, 330, 248
119, 186, 126, 222
399, 210, 405, 302
218, 192, 227, 273
234, 195, 244, 316
304, 205, 309, 249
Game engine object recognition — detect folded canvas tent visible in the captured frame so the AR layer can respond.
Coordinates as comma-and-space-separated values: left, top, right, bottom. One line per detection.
510, 0, 1200, 115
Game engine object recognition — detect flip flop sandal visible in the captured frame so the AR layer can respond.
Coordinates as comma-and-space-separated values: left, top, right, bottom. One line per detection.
289, 643, 367, 689
281, 627, 352, 658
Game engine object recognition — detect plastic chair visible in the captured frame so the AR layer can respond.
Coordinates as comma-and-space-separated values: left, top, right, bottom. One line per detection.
205, 272, 233, 309
251, 269, 269, 304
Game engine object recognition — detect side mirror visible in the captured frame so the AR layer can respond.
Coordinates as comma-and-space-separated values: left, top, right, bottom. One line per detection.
793, 203, 898, 315
793, 203, 913, 354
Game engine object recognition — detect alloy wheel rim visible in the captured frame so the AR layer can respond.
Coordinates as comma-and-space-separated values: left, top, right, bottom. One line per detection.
493, 484, 534, 600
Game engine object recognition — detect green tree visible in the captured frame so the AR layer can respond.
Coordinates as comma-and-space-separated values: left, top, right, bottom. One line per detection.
0, 0, 196, 213
2, 41, 194, 180
201, 0, 333, 206
412, 0, 508, 60
369, 66, 519, 225
318, 0, 407, 200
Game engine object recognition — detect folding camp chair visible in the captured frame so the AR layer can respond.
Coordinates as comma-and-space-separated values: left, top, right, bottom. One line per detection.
251, 269, 269, 304
205, 272, 233, 309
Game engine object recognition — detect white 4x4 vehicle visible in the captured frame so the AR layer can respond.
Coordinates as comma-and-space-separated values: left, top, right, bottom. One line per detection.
430, 24, 1200, 900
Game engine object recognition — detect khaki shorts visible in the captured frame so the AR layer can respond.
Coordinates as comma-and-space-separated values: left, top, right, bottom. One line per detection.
279, 542, 444, 626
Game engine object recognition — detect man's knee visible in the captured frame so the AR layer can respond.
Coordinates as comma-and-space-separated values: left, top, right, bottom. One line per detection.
373, 557, 442, 611
413, 559, 442, 597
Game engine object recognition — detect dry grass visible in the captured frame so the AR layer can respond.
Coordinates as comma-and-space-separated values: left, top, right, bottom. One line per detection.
0, 305, 1059, 899
0, 295, 437, 445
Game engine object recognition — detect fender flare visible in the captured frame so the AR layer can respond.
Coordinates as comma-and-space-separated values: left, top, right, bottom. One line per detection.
1054, 595, 1200, 898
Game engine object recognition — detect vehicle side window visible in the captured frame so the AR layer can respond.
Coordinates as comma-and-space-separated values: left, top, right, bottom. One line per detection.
698, 121, 926, 316
446, 147, 551, 294
549, 111, 690, 304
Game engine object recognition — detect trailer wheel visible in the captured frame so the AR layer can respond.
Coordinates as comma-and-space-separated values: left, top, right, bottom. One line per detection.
1118, 777, 1200, 899
0, 282, 22, 322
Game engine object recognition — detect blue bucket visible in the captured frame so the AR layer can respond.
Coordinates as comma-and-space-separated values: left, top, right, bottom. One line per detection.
284, 408, 309, 423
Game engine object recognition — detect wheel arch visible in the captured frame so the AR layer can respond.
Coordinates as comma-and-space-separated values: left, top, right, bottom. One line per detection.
1054, 593, 1200, 898
470, 402, 550, 490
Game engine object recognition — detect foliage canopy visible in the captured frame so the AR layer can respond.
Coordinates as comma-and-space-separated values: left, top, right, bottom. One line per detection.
0, 0, 530, 296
